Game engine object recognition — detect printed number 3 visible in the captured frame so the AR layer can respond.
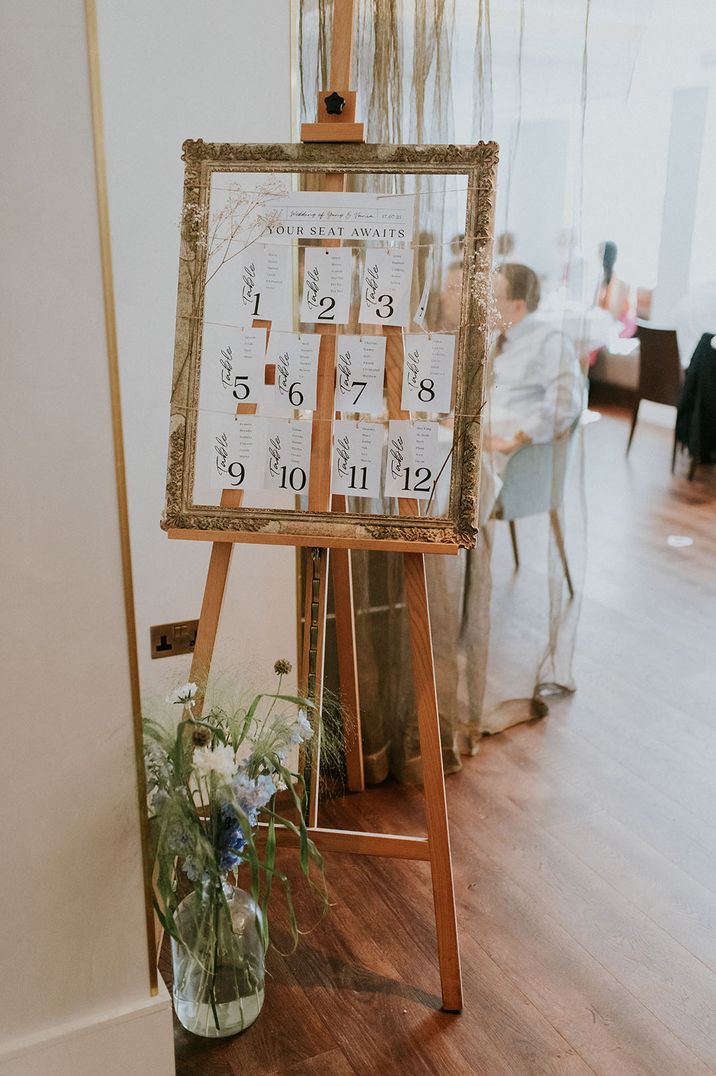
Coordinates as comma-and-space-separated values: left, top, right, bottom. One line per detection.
376, 294, 394, 319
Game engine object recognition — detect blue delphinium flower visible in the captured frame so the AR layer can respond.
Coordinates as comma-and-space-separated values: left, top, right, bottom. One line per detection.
216, 802, 247, 873
182, 856, 205, 883
232, 770, 275, 827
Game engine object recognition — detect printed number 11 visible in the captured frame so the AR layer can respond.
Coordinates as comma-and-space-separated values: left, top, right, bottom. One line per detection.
348, 465, 368, 491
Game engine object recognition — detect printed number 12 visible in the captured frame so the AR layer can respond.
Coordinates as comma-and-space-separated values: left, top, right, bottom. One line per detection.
402, 466, 432, 492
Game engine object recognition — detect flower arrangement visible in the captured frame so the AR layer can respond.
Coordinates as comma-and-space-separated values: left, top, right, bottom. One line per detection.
143, 661, 326, 1036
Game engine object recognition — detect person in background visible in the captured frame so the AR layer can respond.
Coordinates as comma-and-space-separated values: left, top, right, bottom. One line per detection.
596, 240, 633, 332
489, 263, 584, 466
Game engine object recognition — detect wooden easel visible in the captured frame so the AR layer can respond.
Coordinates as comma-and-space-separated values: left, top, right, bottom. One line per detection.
185, 0, 463, 1011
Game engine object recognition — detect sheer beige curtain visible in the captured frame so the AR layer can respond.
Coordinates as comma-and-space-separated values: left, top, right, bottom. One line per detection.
299, 0, 649, 783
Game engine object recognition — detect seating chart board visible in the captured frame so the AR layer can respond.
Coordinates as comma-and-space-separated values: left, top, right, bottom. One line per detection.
163, 140, 498, 553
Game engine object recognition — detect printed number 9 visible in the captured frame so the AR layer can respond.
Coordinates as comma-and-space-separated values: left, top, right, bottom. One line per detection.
228, 461, 245, 487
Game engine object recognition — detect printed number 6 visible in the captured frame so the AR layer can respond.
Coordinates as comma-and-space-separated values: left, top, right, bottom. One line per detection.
289, 382, 304, 406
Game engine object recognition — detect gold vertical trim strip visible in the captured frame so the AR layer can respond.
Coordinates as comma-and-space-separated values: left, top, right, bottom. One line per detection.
84, 0, 159, 995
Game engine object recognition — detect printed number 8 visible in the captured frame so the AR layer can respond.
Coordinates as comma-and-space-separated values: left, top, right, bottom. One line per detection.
418, 378, 435, 403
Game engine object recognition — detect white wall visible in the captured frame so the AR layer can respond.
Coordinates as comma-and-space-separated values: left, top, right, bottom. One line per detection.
96, 1, 299, 704
0, 3, 174, 1073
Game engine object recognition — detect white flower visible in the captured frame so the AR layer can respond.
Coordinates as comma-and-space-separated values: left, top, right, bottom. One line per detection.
166, 682, 198, 706
294, 708, 313, 742
192, 743, 237, 782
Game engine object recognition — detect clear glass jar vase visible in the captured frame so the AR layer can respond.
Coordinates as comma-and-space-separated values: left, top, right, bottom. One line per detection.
171, 882, 265, 1038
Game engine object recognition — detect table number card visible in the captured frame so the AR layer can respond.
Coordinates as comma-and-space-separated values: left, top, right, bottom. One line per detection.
332, 420, 383, 498
268, 332, 321, 411
401, 333, 456, 414
300, 247, 353, 325
209, 414, 266, 491
335, 335, 386, 414
238, 243, 293, 328
199, 325, 267, 413
359, 248, 414, 327
384, 419, 440, 500
263, 417, 312, 493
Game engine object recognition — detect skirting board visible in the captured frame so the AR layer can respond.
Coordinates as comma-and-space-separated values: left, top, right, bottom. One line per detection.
0, 982, 174, 1076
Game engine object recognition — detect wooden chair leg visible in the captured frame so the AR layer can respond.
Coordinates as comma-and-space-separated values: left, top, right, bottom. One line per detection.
688, 456, 697, 482
403, 552, 463, 1013
508, 520, 519, 570
549, 510, 575, 599
626, 398, 640, 455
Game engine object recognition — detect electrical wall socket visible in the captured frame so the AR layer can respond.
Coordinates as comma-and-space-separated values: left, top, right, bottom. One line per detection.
150, 619, 199, 659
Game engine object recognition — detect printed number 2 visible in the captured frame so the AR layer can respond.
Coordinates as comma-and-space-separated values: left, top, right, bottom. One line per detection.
402, 466, 432, 493
376, 294, 394, 319
317, 296, 336, 321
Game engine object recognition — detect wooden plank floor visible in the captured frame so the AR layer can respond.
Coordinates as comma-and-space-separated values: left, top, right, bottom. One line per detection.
163, 409, 716, 1075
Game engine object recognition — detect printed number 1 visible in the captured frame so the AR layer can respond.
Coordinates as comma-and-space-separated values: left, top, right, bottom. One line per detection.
252, 292, 261, 317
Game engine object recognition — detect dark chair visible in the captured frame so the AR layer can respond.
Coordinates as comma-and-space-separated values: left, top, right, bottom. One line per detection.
626, 322, 683, 470
675, 333, 716, 481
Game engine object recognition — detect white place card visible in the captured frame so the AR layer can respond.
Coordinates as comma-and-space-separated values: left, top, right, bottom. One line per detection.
359, 248, 414, 327
199, 325, 267, 413
300, 247, 352, 325
209, 414, 266, 491
335, 335, 386, 414
237, 243, 293, 328
269, 332, 321, 411
401, 333, 456, 414
332, 420, 383, 498
384, 420, 440, 500
264, 417, 312, 494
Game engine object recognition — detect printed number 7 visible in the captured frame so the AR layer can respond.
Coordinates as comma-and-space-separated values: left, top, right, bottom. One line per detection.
351, 380, 367, 406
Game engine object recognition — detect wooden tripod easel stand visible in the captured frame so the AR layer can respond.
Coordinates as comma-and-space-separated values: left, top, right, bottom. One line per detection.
185, 0, 463, 1012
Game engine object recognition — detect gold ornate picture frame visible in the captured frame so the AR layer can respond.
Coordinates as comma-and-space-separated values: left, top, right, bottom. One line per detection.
162, 140, 497, 554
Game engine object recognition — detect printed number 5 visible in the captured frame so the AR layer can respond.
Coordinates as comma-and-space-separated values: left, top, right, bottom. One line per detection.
233, 375, 250, 401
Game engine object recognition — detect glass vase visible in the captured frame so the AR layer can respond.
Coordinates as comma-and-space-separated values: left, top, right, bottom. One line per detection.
171, 882, 265, 1038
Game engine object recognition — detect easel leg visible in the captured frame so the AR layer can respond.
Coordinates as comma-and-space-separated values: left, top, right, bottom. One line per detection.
189, 541, 234, 714
403, 551, 463, 1013
302, 548, 330, 829
331, 547, 365, 792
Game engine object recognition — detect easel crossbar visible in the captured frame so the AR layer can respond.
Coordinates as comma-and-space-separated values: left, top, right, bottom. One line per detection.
258, 821, 430, 861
